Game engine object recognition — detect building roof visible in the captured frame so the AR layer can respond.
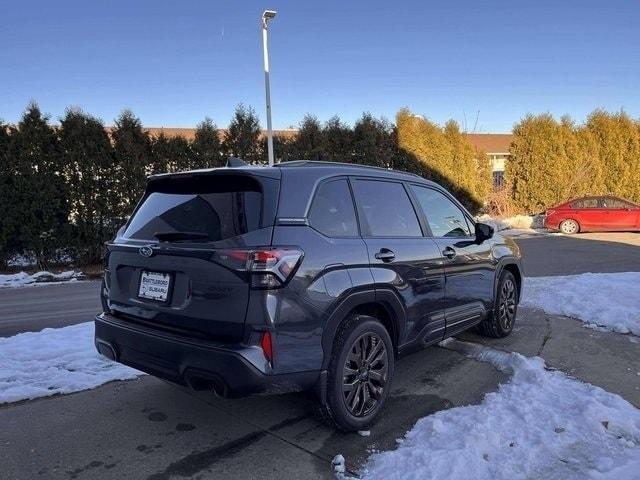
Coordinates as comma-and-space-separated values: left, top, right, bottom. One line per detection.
138, 127, 298, 141
465, 133, 513, 154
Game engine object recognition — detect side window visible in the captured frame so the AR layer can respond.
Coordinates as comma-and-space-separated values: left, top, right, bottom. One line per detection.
602, 197, 630, 209
308, 179, 358, 237
352, 180, 422, 237
410, 186, 472, 238
572, 198, 599, 209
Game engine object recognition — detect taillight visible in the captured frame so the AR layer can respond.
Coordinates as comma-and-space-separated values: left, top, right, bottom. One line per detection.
214, 247, 303, 289
260, 331, 273, 364
546, 209, 556, 215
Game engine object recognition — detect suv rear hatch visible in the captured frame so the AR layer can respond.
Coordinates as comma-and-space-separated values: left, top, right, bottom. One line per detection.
104, 169, 280, 342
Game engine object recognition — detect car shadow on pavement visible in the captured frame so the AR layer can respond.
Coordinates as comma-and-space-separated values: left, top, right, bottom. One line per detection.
183, 344, 508, 476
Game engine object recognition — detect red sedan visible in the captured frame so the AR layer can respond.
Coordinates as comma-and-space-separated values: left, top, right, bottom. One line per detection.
544, 196, 640, 234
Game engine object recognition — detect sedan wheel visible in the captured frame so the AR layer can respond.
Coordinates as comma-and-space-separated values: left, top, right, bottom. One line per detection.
560, 219, 579, 234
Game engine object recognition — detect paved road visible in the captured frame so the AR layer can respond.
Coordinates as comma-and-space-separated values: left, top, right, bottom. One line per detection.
513, 231, 640, 276
0, 281, 101, 337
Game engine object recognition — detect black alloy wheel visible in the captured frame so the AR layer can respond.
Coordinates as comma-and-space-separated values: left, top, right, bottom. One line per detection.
342, 332, 388, 417
498, 277, 517, 331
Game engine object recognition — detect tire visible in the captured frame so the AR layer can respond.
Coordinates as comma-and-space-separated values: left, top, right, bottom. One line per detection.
559, 219, 580, 234
478, 270, 519, 338
323, 314, 394, 431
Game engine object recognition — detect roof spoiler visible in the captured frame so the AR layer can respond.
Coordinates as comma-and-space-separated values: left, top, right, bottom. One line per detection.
226, 157, 249, 168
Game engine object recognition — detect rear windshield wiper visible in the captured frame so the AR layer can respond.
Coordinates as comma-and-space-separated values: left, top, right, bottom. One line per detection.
153, 231, 211, 242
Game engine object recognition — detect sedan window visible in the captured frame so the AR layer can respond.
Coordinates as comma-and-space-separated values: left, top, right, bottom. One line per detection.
602, 197, 633, 209
571, 198, 600, 209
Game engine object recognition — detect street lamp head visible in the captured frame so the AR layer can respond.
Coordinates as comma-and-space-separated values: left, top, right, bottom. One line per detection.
262, 10, 277, 22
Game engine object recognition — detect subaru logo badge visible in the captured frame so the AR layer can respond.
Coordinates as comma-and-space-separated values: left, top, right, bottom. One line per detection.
139, 245, 154, 258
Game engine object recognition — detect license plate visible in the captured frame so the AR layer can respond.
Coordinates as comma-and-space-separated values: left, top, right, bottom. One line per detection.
138, 271, 171, 302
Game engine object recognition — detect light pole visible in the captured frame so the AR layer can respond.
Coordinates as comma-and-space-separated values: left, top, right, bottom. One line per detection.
261, 10, 277, 166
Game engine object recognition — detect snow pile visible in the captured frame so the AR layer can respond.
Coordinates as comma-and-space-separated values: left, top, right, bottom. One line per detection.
477, 214, 544, 232
361, 340, 640, 480
332, 454, 346, 474
0, 322, 143, 404
522, 272, 640, 336
7, 253, 36, 268
0, 270, 84, 288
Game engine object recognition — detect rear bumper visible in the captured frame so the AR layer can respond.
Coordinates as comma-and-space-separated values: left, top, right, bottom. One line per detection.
94, 313, 319, 397
543, 215, 558, 230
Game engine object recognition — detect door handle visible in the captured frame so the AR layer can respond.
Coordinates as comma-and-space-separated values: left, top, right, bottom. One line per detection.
375, 248, 396, 262
442, 247, 456, 259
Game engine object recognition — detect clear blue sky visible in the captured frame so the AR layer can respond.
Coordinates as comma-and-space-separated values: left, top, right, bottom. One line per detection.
2, 0, 638, 132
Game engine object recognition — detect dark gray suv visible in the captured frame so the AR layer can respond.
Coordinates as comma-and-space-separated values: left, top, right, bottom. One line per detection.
95, 161, 522, 431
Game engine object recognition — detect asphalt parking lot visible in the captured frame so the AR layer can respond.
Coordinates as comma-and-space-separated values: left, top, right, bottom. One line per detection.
1, 231, 639, 479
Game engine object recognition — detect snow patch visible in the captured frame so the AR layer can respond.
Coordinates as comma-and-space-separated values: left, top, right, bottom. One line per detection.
522, 272, 640, 336
332, 454, 346, 474
0, 270, 84, 289
477, 214, 544, 232
361, 339, 640, 480
0, 322, 144, 404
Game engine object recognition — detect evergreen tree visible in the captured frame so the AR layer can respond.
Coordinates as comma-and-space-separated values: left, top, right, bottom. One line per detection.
170, 135, 193, 172
293, 115, 324, 161
149, 132, 171, 174
192, 118, 223, 168
475, 148, 493, 207
223, 104, 261, 163
444, 120, 492, 206
585, 110, 640, 202
111, 110, 150, 219
507, 110, 640, 212
396, 108, 487, 211
507, 114, 558, 212
3, 104, 69, 267
59, 108, 115, 263
260, 133, 296, 163
322, 116, 354, 163
0, 121, 13, 267
353, 113, 395, 168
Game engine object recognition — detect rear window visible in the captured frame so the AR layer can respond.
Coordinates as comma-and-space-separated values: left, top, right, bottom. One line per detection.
602, 197, 632, 209
123, 177, 263, 242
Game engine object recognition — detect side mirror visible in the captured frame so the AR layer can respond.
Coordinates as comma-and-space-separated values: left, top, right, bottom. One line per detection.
475, 222, 494, 243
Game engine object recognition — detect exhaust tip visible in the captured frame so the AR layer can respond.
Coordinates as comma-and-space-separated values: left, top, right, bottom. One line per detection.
184, 370, 228, 397
96, 341, 117, 361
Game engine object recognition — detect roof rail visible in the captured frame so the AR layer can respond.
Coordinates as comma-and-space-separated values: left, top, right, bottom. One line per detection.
276, 160, 422, 178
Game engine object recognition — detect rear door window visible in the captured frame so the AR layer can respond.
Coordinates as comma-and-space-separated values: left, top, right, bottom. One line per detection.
352, 179, 422, 237
308, 179, 358, 237
410, 185, 473, 238
602, 197, 633, 209
123, 180, 263, 242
